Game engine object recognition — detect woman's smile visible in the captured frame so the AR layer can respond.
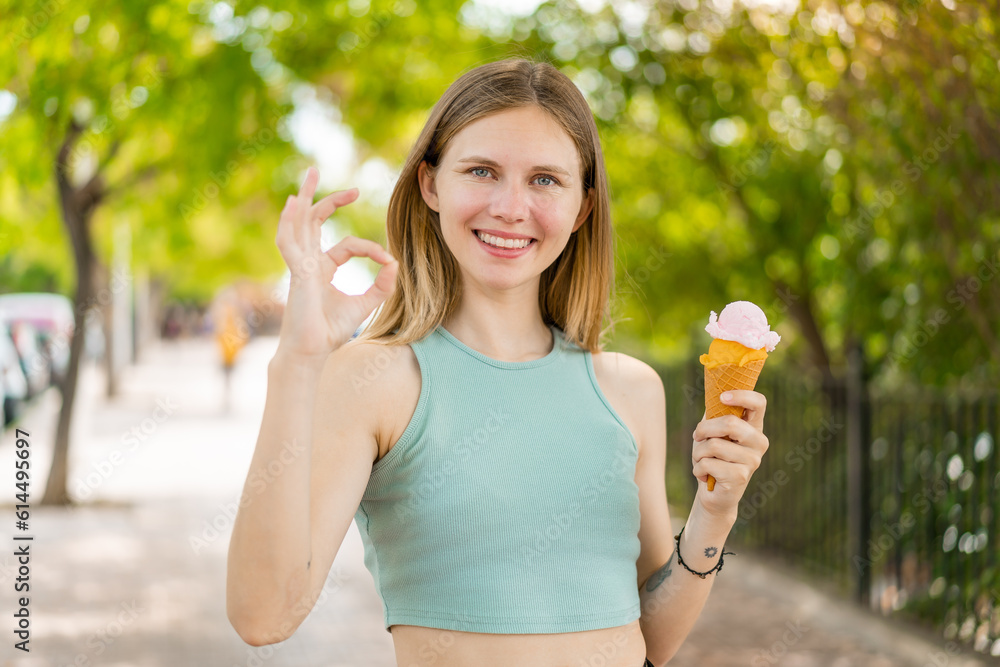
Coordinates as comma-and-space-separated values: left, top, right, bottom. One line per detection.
472, 229, 538, 257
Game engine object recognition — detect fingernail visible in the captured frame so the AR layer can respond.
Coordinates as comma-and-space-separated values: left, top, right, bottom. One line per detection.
721, 392, 733, 402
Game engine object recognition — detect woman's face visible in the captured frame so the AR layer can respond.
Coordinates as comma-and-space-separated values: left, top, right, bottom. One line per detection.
417, 105, 594, 292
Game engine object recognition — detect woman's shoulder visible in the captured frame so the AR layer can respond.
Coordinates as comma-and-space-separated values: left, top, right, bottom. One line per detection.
588, 349, 663, 457
332, 336, 420, 399
589, 348, 661, 390
333, 337, 422, 458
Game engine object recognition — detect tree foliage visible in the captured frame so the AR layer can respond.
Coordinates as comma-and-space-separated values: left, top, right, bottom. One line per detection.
0, 0, 305, 302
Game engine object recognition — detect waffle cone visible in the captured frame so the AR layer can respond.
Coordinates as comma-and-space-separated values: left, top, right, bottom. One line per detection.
704, 358, 767, 420
703, 358, 766, 491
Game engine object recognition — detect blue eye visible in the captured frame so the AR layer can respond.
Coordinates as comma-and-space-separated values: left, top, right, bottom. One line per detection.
467, 167, 560, 187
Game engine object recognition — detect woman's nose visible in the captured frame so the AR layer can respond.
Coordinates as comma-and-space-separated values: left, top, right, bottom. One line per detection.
489, 179, 530, 222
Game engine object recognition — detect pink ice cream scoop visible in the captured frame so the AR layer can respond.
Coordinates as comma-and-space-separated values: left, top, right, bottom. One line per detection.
705, 300, 781, 352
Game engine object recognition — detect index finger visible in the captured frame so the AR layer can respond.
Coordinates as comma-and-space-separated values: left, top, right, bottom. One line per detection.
298, 166, 320, 206
312, 187, 359, 221
718, 389, 766, 430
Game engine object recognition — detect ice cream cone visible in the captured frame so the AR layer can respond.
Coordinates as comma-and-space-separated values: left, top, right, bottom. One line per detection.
703, 358, 766, 491
697, 301, 781, 492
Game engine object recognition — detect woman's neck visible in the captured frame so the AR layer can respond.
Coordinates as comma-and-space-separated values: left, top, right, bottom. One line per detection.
441, 312, 553, 363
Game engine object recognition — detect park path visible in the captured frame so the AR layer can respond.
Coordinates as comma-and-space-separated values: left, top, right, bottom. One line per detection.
0, 335, 987, 667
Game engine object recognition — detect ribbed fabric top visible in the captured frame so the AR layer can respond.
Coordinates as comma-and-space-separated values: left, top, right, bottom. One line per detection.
352, 322, 642, 634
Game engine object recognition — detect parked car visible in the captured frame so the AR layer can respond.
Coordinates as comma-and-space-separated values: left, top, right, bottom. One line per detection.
0, 321, 28, 426
9, 321, 51, 398
0, 292, 74, 388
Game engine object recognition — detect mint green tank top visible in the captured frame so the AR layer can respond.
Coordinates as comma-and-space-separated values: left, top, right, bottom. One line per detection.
352, 322, 642, 634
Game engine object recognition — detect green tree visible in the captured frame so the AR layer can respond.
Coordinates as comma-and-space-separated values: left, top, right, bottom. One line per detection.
0, 0, 297, 504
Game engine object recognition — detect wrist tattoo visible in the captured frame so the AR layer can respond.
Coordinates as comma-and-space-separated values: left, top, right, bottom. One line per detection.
704, 546, 718, 558
644, 549, 675, 592
674, 526, 736, 578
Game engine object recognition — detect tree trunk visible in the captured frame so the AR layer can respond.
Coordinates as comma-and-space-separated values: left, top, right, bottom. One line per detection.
99, 263, 118, 398
41, 261, 95, 506
41, 120, 102, 507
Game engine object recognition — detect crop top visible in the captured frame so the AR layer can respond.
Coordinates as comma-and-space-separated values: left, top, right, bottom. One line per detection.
352, 322, 642, 634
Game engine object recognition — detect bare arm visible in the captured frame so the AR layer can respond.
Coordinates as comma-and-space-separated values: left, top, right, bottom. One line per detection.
225, 351, 324, 645
638, 503, 735, 665
632, 363, 769, 665
225, 342, 384, 646
224, 166, 398, 646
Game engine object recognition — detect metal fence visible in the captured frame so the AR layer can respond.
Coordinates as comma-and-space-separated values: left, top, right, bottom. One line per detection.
657, 352, 1000, 660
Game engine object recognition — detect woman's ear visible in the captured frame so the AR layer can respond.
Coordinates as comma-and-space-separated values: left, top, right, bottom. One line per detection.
572, 187, 595, 232
417, 160, 440, 213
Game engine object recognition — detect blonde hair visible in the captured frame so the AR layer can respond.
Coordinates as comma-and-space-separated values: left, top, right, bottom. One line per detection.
355, 56, 621, 353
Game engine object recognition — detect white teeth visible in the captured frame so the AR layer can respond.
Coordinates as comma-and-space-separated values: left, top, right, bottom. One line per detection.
476, 231, 532, 249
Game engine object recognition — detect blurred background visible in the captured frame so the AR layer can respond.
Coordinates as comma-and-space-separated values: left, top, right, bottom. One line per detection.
0, 0, 998, 664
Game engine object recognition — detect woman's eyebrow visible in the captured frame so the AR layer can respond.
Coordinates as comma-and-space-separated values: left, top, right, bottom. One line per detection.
456, 155, 571, 177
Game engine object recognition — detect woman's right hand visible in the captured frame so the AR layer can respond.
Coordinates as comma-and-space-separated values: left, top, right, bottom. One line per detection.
273, 166, 399, 364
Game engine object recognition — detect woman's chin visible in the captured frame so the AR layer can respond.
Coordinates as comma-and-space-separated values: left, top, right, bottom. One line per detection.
461, 268, 540, 292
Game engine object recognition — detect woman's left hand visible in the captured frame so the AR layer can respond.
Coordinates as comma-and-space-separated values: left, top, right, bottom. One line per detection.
691, 389, 769, 520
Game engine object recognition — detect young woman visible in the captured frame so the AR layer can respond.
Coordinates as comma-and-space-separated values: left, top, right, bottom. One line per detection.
226, 57, 770, 667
